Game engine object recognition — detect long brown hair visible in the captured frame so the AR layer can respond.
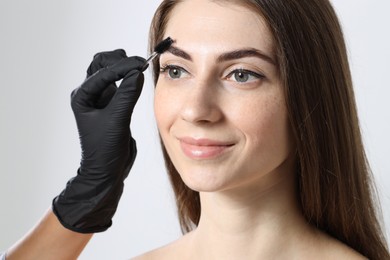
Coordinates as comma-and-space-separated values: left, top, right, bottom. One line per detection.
148, 0, 389, 259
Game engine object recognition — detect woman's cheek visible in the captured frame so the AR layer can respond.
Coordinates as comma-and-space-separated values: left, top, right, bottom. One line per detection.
154, 82, 179, 131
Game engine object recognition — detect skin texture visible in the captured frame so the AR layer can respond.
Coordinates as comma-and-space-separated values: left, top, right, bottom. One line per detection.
134, 0, 366, 259
7, 209, 92, 260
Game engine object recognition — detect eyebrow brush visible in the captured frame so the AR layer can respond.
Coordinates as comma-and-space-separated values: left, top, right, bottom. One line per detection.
142, 37, 174, 71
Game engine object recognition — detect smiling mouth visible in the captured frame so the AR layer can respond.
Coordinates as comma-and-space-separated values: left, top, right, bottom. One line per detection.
178, 137, 235, 160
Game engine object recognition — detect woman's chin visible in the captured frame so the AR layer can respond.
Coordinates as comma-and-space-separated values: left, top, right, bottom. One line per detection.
179, 170, 231, 193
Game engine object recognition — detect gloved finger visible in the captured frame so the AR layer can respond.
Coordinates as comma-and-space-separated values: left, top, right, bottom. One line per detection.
86, 49, 128, 108
72, 56, 146, 108
94, 84, 117, 109
87, 49, 127, 77
110, 70, 145, 116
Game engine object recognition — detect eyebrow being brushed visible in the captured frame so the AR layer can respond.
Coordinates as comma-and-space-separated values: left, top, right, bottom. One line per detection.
166, 46, 276, 65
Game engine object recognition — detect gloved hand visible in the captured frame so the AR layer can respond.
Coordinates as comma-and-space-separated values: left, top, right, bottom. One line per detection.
52, 49, 146, 233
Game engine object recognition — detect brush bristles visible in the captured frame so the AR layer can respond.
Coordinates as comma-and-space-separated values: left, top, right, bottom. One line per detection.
154, 37, 174, 54
141, 37, 174, 71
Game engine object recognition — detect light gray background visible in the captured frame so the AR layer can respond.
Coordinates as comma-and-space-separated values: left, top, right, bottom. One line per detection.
0, 1, 389, 259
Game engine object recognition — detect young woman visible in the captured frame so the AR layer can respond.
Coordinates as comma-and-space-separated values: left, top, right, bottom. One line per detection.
3, 0, 389, 259
140, 0, 389, 258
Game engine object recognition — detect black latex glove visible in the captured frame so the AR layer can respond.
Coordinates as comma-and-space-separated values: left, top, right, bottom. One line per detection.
52, 49, 146, 233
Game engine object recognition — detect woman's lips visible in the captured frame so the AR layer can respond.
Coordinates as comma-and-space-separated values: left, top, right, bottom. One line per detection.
178, 137, 234, 160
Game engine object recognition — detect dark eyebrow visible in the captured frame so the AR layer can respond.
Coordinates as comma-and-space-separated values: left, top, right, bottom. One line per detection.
217, 48, 276, 65
167, 46, 193, 61
166, 46, 275, 65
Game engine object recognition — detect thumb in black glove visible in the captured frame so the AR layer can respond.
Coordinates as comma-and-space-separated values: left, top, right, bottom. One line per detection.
53, 49, 146, 233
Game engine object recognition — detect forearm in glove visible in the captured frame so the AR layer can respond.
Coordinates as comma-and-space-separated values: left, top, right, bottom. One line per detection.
52, 50, 146, 233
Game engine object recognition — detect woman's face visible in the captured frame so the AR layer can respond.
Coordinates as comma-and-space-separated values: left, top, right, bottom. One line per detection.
155, 0, 295, 192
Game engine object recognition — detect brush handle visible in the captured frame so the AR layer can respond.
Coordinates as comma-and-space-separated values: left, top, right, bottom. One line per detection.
141, 51, 158, 71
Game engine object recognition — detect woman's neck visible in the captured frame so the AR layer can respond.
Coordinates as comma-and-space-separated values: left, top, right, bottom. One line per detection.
188, 160, 316, 259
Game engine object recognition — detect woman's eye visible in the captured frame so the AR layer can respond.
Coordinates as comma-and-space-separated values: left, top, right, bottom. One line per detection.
160, 65, 189, 79
226, 69, 264, 83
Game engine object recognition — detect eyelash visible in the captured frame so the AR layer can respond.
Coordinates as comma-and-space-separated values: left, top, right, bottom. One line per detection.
160, 65, 189, 77
225, 69, 265, 83
160, 64, 265, 84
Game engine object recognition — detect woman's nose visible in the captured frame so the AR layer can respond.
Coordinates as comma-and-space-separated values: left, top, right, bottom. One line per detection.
180, 79, 223, 124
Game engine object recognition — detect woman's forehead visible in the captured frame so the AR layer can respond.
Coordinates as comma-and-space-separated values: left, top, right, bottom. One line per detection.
164, 0, 274, 56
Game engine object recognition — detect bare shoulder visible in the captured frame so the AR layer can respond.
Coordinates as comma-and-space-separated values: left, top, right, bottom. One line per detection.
131, 229, 367, 259
130, 243, 178, 260
131, 233, 192, 260
307, 230, 367, 260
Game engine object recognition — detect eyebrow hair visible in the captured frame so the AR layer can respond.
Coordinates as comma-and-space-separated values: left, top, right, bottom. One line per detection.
217, 48, 276, 65
166, 46, 275, 65
167, 46, 193, 61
